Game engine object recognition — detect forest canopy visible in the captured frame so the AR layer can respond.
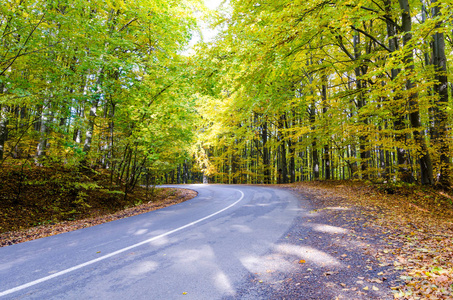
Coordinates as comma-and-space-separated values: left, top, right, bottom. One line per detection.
194, 0, 453, 186
1, 0, 452, 188
0, 0, 202, 188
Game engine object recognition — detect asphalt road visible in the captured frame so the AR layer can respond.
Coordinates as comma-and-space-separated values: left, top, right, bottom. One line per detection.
0, 184, 303, 299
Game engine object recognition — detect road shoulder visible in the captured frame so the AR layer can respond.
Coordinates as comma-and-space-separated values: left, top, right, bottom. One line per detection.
230, 185, 402, 300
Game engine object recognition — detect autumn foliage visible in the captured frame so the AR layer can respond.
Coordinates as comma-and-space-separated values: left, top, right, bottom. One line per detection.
192, 0, 453, 187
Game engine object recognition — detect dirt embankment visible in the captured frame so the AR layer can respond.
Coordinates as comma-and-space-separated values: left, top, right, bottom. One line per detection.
0, 165, 197, 247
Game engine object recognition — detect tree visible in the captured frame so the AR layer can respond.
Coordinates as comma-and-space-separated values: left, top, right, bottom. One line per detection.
193, 0, 452, 187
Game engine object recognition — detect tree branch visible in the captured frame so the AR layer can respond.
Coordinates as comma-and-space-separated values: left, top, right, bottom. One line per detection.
344, 4, 402, 32
350, 25, 391, 52
119, 17, 138, 32
1, 41, 64, 67
0, 13, 46, 77
335, 35, 355, 60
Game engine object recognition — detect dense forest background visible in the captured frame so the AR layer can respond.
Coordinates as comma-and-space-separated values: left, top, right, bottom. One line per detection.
0, 0, 202, 191
1, 0, 452, 189
194, 0, 453, 187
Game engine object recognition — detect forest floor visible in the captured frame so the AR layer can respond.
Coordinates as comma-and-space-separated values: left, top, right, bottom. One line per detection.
283, 181, 453, 299
0, 164, 197, 247
1, 167, 452, 299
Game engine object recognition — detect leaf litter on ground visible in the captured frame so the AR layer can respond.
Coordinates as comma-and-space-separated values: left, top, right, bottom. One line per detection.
0, 165, 197, 247
287, 181, 453, 300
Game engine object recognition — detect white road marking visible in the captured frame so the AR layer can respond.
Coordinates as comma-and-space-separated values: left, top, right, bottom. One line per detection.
0, 190, 245, 297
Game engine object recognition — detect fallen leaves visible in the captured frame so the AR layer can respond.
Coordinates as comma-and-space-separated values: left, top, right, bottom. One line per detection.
0, 175, 197, 248
323, 271, 337, 276
288, 181, 453, 299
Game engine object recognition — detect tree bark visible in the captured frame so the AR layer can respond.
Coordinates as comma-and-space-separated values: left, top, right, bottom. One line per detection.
82, 94, 100, 156
384, 0, 411, 181
321, 69, 330, 180
36, 102, 50, 163
0, 105, 8, 161
353, 33, 370, 179
285, 112, 296, 183
398, 0, 434, 184
431, 0, 450, 185
279, 114, 288, 183
309, 102, 319, 180
262, 120, 271, 184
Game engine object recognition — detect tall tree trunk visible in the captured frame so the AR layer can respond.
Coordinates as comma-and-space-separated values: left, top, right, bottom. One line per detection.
384, 0, 410, 181
183, 161, 189, 184
285, 112, 296, 183
398, 0, 434, 184
262, 120, 271, 184
0, 105, 8, 161
431, 0, 450, 185
82, 94, 100, 162
36, 102, 50, 164
73, 106, 84, 144
279, 114, 288, 183
421, 4, 437, 142
353, 33, 370, 179
103, 100, 115, 169
232, 146, 238, 184
309, 102, 319, 180
321, 70, 330, 180
0, 81, 7, 161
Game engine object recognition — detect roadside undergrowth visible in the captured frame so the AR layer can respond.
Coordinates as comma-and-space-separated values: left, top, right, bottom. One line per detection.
0, 164, 197, 247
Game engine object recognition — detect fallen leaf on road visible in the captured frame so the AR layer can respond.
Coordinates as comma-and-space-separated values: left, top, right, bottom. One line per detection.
324, 271, 338, 276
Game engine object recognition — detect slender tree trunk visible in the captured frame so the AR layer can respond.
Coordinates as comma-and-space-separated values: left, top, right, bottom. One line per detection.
353, 33, 370, 179
73, 108, 83, 144
431, 0, 450, 185
82, 94, 100, 157
384, 0, 410, 181
309, 102, 319, 180
104, 100, 115, 169
36, 102, 50, 164
0, 77, 8, 159
0, 105, 8, 161
177, 164, 182, 184
321, 71, 330, 180
183, 161, 189, 184
421, 4, 437, 142
398, 0, 434, 184
262, 120, 271, 184
279, 114, 288, 183
285, 113, 296, 183
232, 146, 238, 184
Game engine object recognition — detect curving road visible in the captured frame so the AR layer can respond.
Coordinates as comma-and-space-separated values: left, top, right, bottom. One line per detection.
0, 185, 304, 299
